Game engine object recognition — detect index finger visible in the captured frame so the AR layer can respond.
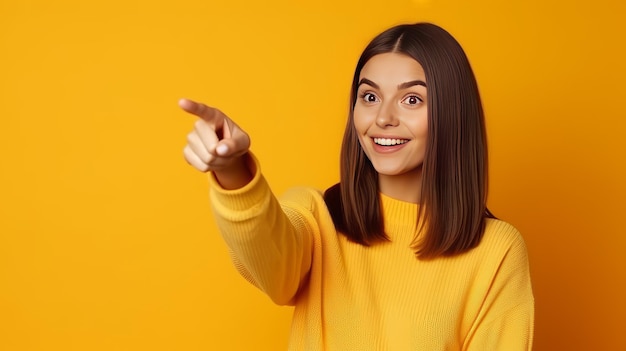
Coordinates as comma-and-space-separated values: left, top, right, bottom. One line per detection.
178, 98, 222, 123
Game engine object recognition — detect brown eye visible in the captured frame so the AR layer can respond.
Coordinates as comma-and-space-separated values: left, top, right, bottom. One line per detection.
362, 93, 379, 103
402, 95, 423, 105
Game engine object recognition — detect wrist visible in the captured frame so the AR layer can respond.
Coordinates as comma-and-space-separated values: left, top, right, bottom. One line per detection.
212, 153, 254, 190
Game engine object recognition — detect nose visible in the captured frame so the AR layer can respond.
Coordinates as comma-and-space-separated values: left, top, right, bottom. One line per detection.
375, 101, 399, 128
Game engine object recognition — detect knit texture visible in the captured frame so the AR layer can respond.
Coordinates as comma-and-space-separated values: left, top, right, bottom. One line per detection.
208, 160, 534, 350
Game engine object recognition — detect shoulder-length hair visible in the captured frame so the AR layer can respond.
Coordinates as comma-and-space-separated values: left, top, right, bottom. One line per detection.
324, 22, 495, 259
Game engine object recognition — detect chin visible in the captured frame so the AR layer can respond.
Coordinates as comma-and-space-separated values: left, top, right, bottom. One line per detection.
372, 166, 408, 176
377, 171, 408, 177
371, 162, 422, 177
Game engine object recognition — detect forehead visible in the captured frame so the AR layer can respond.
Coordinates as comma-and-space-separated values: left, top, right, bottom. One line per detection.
360, 53, 426, 82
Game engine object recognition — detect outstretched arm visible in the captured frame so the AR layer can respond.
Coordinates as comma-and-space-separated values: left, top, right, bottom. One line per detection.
180, 99, 313, 305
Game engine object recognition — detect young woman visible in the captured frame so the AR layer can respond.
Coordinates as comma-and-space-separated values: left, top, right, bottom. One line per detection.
181, 22, 534, 350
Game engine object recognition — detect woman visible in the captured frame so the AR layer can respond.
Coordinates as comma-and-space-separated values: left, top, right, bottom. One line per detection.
181, 22, 534, 350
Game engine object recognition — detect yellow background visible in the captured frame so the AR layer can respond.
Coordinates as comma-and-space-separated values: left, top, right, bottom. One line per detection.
1, 0, 625, 350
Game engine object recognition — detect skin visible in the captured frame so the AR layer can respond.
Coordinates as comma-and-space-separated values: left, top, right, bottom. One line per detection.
353, 52, 428, 203
180, 99, 253, 190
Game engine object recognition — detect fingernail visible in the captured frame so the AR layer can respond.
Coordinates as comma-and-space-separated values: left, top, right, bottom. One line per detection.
216, 144, 229, 155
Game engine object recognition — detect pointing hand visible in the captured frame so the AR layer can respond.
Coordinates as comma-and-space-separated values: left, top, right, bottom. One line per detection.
180, 99, 253, 189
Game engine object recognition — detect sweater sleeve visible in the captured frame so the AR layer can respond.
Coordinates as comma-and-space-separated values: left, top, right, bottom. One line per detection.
207, 154, 314, 306
464, 225, 535, 350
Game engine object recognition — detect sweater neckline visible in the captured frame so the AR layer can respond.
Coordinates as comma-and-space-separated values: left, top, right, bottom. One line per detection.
379, 193, 420, 243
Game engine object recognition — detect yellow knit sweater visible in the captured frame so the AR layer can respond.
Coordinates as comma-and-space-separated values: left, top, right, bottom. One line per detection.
208, 161, 534, 350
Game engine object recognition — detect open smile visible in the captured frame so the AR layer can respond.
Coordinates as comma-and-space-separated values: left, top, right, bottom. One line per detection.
373, 137, 410, 146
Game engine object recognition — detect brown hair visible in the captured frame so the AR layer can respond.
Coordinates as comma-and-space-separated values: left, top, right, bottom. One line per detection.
324, 22, 495, 259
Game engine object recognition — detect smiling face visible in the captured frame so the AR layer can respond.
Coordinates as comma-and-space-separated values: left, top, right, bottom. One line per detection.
353, 52, 428, 198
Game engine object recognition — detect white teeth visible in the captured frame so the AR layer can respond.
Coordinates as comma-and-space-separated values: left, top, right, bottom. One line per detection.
373, 138, 408, 146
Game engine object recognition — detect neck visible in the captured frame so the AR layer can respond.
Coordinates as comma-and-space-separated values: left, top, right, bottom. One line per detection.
378, 167, 423, 204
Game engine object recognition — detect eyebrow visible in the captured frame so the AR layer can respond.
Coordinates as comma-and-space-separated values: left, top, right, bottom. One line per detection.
358, 78, 427, 90
399, 80, 427, 89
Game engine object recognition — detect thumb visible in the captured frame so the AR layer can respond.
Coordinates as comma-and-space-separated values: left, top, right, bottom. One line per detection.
215, 142, 231, 156
214, 121, 250, 157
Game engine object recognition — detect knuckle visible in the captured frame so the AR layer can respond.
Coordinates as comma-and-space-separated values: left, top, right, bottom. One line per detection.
195, 102, 207, 114
186, 132, 195, 144
183, 148, 194, 165
194, 119, 205, 130
202, 153, 213, 164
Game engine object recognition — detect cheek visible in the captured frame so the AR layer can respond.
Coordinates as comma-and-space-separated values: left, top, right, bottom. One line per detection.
419, 123, 428, 139
405, 119, 428, 140
351, 114, 371, 154
412, 112, 428, 138
352, 108, 369, 135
